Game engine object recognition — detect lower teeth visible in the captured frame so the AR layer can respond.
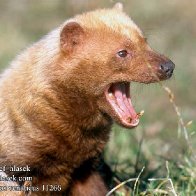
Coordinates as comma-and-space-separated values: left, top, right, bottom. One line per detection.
137, 110, 144, 117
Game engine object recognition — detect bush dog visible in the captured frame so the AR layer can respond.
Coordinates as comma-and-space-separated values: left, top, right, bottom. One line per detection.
0, 3, 174, 196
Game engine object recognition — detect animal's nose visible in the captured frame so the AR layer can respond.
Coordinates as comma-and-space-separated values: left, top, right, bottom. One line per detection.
160, 60, 175, 78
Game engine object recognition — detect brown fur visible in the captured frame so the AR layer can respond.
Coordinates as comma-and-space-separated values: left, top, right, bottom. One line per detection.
0, 4, 174, 196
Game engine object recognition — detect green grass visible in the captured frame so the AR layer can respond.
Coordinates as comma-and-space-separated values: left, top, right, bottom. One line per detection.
105, 123, 195, 195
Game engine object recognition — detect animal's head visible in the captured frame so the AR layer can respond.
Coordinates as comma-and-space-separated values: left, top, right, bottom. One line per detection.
52, 3, 175, 128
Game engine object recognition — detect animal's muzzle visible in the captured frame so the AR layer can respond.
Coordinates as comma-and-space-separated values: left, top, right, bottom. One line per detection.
159, 60, 175, 79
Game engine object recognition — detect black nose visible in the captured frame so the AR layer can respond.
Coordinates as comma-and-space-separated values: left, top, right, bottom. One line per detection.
160, 60, 175, 78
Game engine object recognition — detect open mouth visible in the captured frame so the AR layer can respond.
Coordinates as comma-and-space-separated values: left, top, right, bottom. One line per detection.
105, 82, 144, 128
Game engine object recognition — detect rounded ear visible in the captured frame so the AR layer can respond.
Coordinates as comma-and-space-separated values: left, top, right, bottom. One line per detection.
60, 22, 85, 53
113, 2, 123, 11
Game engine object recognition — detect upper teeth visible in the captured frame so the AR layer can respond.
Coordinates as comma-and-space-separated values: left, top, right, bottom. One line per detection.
109, 93, 113, 97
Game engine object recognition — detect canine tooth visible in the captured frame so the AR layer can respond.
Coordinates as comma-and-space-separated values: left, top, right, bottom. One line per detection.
108, 93, 113, 97
137, 110, 144, 117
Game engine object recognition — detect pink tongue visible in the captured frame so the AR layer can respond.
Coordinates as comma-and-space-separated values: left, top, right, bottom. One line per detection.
113, 83, 137, 120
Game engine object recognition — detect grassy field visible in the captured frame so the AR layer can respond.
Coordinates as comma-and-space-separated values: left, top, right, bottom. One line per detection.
0, 0, 195, 195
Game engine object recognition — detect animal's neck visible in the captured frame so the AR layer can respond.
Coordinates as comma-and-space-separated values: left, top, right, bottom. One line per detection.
46, 83, 112, 133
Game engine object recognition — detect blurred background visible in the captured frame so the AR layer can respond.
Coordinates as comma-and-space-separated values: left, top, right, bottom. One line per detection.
0, 0, 195, 194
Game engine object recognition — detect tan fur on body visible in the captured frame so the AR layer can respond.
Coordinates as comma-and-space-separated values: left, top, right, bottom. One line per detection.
0, 4, 174, 195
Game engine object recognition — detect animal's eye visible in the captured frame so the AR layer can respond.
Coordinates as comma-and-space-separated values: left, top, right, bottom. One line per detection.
117, 50, 128, 58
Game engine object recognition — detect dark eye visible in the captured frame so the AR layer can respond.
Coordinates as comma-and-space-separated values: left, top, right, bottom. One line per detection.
117, 50, 128, 58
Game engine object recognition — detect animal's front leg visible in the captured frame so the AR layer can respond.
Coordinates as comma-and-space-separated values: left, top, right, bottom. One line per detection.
67, 158, 112, 196
68, 171, 109, 196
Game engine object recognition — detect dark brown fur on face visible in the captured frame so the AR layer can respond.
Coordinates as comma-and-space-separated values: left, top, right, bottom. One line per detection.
0, 4, 174, 196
